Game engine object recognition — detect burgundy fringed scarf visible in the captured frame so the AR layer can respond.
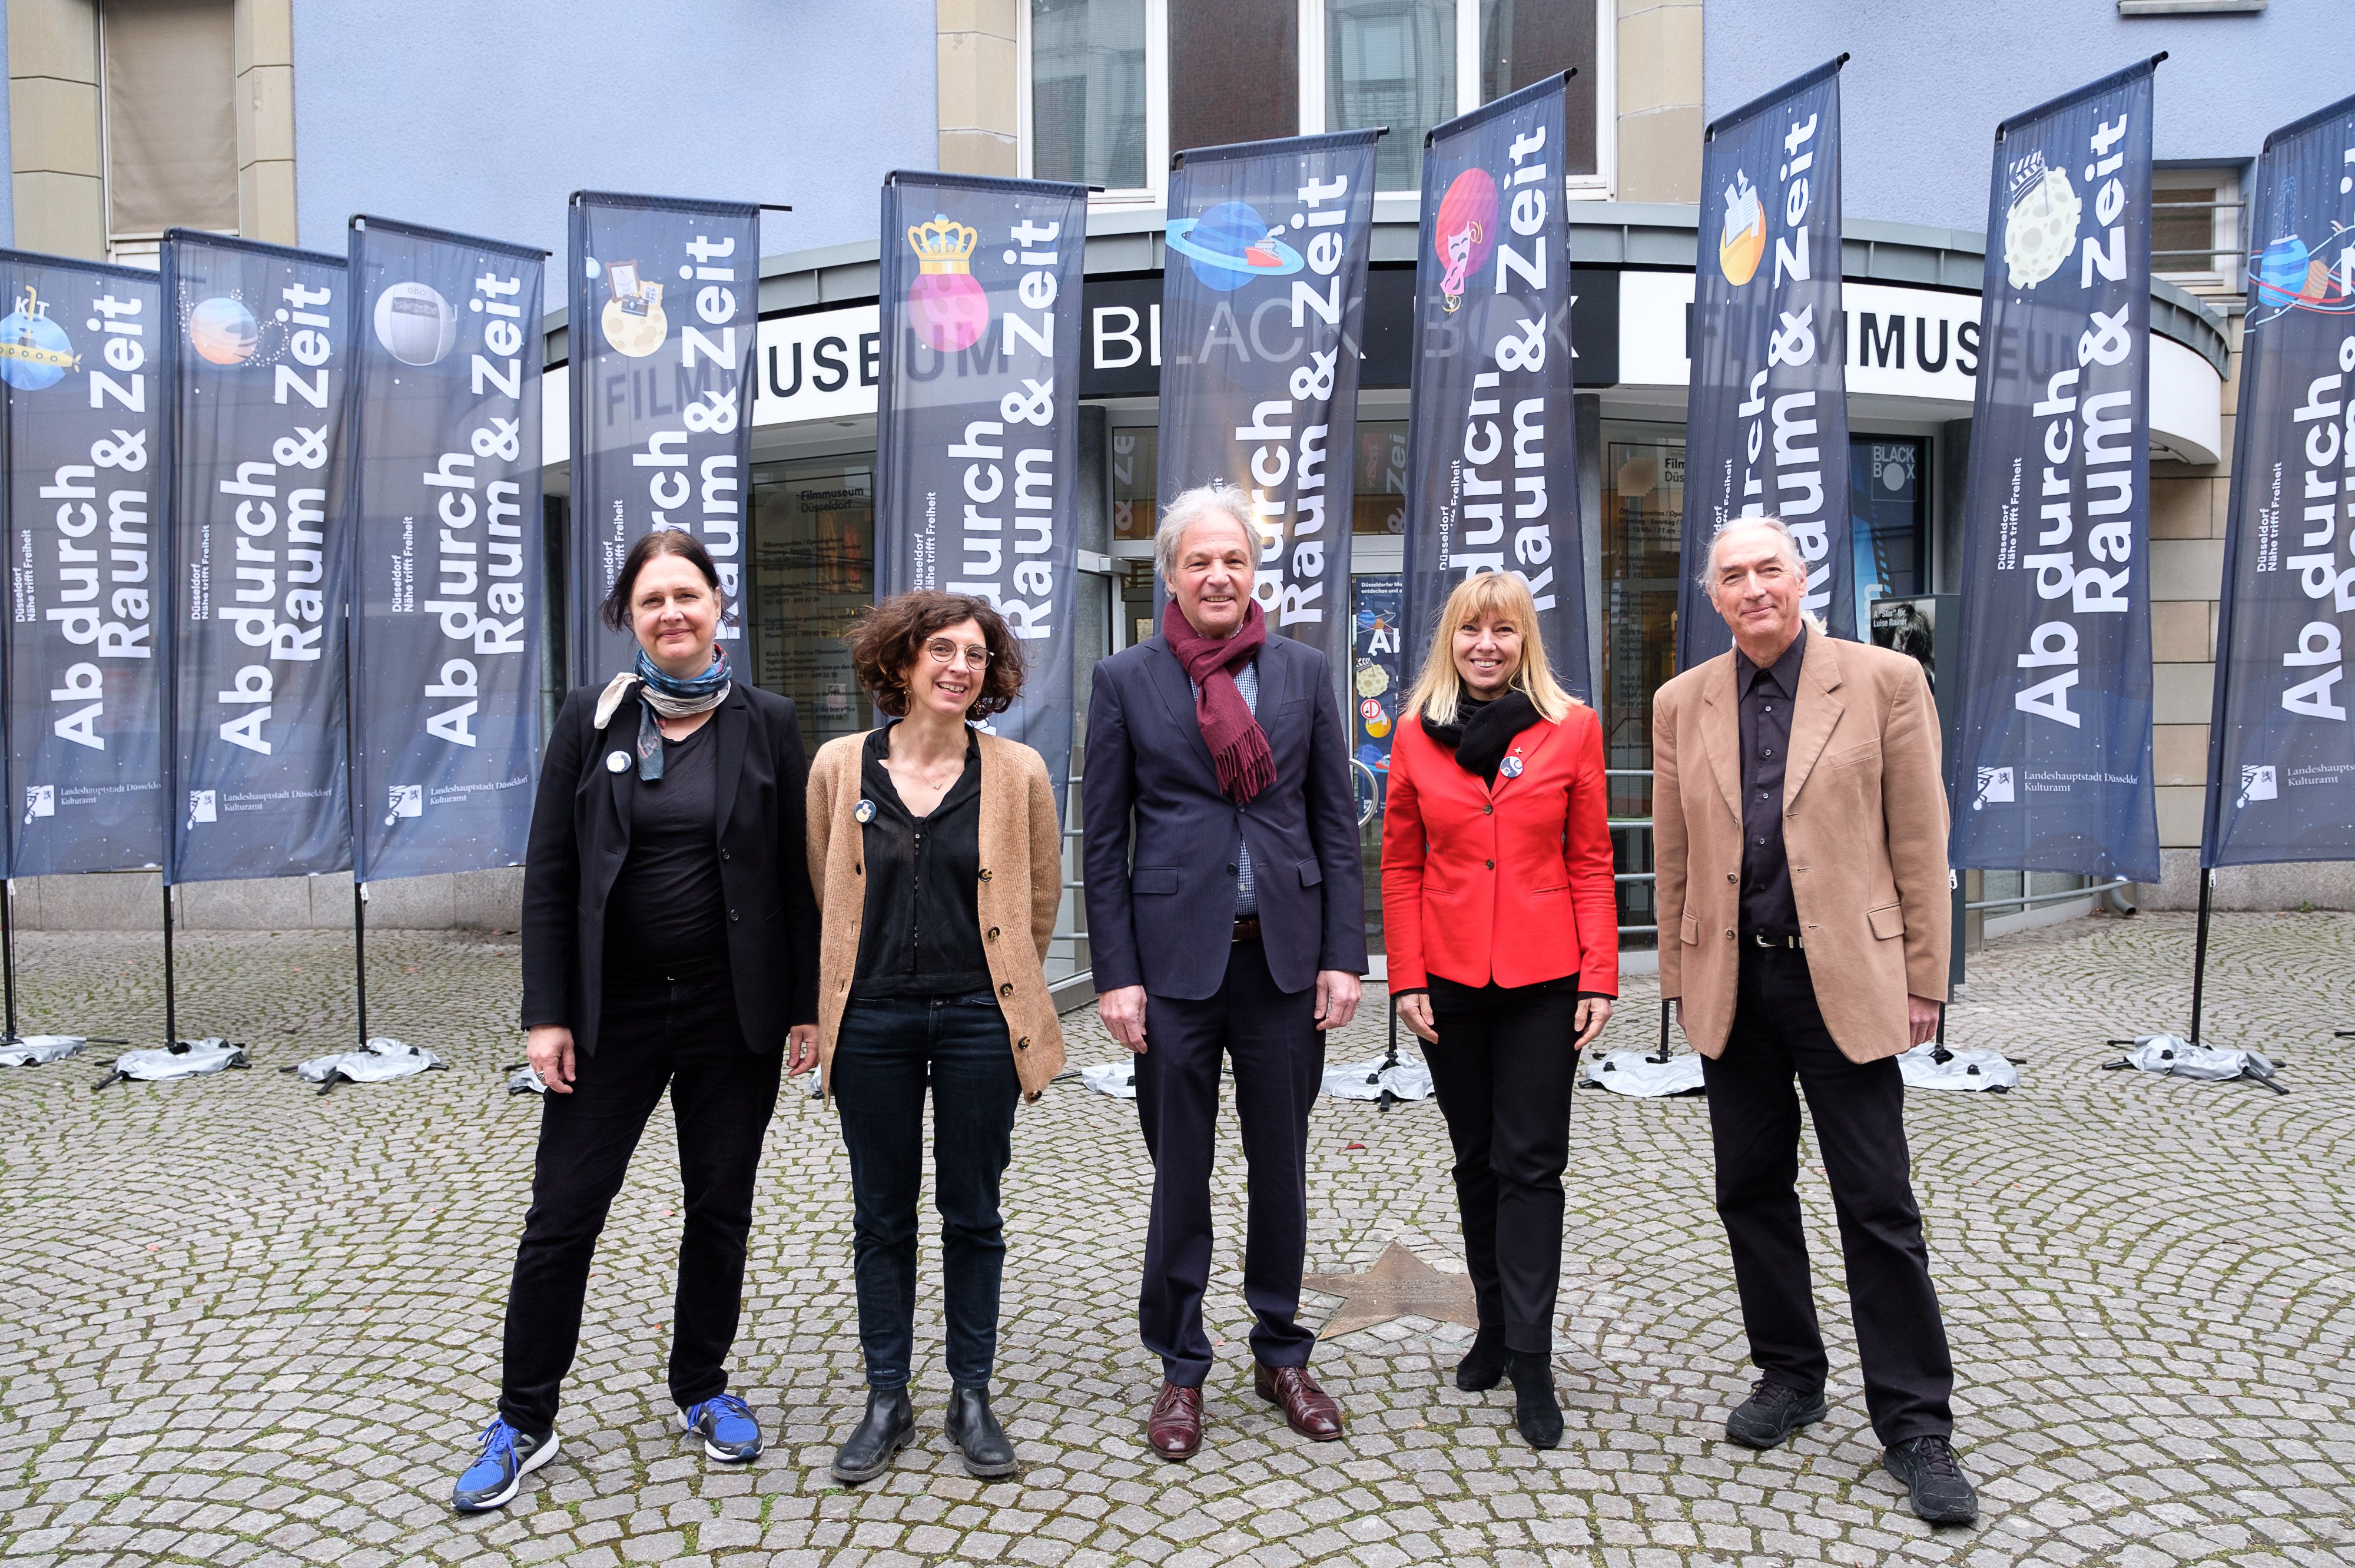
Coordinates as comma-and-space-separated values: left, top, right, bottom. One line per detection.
1163, 597, 1277, 805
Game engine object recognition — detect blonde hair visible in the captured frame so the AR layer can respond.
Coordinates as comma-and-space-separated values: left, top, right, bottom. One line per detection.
1404, 572, 1577, 727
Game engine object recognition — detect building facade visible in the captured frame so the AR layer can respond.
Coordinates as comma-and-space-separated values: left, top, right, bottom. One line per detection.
3, 0, 2349, 962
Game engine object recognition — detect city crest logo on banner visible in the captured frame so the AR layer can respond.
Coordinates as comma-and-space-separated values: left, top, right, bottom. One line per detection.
25, 785, 55, 822
1973, 766, 2016, 810
2237, 764, 2278, 808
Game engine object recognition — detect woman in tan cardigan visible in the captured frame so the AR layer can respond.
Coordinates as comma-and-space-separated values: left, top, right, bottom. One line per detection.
803, 589, 1064, 1487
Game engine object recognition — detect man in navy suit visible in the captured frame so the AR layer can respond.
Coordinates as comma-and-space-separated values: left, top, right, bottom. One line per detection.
1082, 485, 1369, 1461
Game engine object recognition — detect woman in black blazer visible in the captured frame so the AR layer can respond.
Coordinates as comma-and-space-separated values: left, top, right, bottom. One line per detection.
450, 530, 818, 1515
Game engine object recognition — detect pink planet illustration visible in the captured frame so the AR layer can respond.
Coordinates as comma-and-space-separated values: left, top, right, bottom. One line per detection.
909, 270, 989, 353
1434, 169, 1500, 311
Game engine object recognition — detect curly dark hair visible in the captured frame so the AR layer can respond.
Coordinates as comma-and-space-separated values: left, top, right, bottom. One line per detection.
599, 529, 732, 632
846, 591, 1027, 718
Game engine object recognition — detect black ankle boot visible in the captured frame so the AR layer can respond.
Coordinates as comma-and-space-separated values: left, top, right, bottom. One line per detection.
1455, 1326, 1508, 1391
1507, 1351, 1563, 1449
830, 1387, 915, 1484
944, 1385, 1017, 1478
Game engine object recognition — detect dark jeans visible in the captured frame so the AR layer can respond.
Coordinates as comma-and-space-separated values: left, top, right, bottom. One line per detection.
1422, 976, 1582, 1354
830, 991, 1022, 1391
1135, 938, 1324, 1386
1700, 946, 1956, 1446
499, 964, 781, 1435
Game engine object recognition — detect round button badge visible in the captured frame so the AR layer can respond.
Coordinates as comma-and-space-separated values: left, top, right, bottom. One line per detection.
1500, 755, 1524, 779
854, 799, 877, 824
605, 750, 630, 773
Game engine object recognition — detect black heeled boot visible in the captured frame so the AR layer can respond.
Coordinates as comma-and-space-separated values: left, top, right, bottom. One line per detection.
830, 1387, 916, 1484
1455, 1325, 1508, 1391
1507, 1351, 1563, 1449
944, 1386, 1018, 1479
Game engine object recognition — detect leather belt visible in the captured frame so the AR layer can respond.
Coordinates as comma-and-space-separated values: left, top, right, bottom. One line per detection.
1233, 914, 1262, 944
1750, 931, 1803, 949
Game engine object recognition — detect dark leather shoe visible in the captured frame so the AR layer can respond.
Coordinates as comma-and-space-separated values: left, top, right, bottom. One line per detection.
1724, 1377, 1828, 1449
944, 1385, 1017, 1479
1254, 1363, 1344, 1440
1884, 1435, 1979, 1526
830, 1387, 915, 1484
1455, 1325, 1508, 1392
1146, 1382, 1203, 1461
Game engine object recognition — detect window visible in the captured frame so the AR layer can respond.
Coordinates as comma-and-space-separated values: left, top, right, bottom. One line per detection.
101, 0, 238, 258
747, 458, 877, 748
1479, 0, 1598, 178
1168, 0, 1301, 157
1032, 0, 1149, 193
1850, 437, 1929, 631
1350, 422, 1409, 534
1023, 0, 1609, 200
1326, 0, 1455, 193
2152, 167, 2244, 294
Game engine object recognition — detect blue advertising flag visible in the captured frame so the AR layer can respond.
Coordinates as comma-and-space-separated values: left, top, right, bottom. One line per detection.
1678, 58, 1852, 672
1402, 75, 1593, 702
874, 172, 1088, 811
1948, 61, 2163, 882
0, 250, 167, 878
1158, 130, 1379, 715
2203, 94, 2355, 868
345, 217, 546, 882
162, 232, 353, 884
566, 193, 757, 690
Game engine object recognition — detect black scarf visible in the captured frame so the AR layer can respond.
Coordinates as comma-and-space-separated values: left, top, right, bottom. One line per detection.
1421, 688, 1538, 785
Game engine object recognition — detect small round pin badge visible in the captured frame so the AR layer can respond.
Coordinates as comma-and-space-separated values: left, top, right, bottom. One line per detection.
605, 750, 629, 773
854, 799, 877, 824
1500, 755, 1524, 779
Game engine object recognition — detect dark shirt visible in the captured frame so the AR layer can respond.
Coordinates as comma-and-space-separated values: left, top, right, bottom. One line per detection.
1736, 625, 1807, 938
851, 723, 991, 1000
605, 715, 729, 976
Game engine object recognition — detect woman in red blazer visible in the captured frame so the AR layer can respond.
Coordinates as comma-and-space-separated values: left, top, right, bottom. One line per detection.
1382, 570, 1617, 1450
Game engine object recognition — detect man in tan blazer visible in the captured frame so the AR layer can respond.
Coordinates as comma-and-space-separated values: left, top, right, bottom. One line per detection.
1654, 516, 1976, 1526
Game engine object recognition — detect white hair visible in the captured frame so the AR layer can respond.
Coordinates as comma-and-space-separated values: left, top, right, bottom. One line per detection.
1697, 515, 1806, 595
1155, 484, 1259, 583
1699, 515, 1829, 633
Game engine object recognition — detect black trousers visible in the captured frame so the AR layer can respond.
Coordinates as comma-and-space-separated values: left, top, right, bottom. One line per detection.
1700, 946, 1955, 1446
1422, 976, 1582, 1354
1135, 938, 1324, 1387
499, 964, 782, 1435
830, 991, 1022, 1392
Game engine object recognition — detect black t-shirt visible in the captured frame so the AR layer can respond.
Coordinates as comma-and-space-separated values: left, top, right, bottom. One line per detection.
605, 715, 729, 976
851, 724, 991, 1000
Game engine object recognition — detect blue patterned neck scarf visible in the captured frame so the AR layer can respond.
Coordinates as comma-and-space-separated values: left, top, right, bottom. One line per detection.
629, 645, 731, 781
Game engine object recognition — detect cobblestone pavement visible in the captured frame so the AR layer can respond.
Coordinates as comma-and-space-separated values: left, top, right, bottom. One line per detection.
3, 910, 2353, 1567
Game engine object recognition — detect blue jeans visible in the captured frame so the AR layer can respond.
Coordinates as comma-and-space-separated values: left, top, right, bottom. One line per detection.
830, 992, 1021, 1390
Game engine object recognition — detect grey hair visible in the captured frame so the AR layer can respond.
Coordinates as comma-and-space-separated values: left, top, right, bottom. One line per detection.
1155, 483, 1260, 582
1696, 515, 1806, 595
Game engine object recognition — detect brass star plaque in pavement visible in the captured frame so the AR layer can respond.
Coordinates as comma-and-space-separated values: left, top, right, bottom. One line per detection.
1301, 1242, 1482, 1338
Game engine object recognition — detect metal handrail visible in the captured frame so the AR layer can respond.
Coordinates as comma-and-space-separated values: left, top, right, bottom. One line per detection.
1965, 876, 2131, 914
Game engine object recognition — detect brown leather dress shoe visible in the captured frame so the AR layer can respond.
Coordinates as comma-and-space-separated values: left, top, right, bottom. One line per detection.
1146, 1381, 1203, 1461
1255, 1363, 1344, 1440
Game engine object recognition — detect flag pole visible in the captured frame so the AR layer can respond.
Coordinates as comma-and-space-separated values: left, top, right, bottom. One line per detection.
2, 879, 18, 1039
354, 881, 370, 1047
161, 880, 177, 1046
2187, 867, 2214, 1044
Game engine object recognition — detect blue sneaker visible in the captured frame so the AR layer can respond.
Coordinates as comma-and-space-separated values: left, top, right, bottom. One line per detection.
450, 1416, 558, 1512
680, 1392, 762, 1462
